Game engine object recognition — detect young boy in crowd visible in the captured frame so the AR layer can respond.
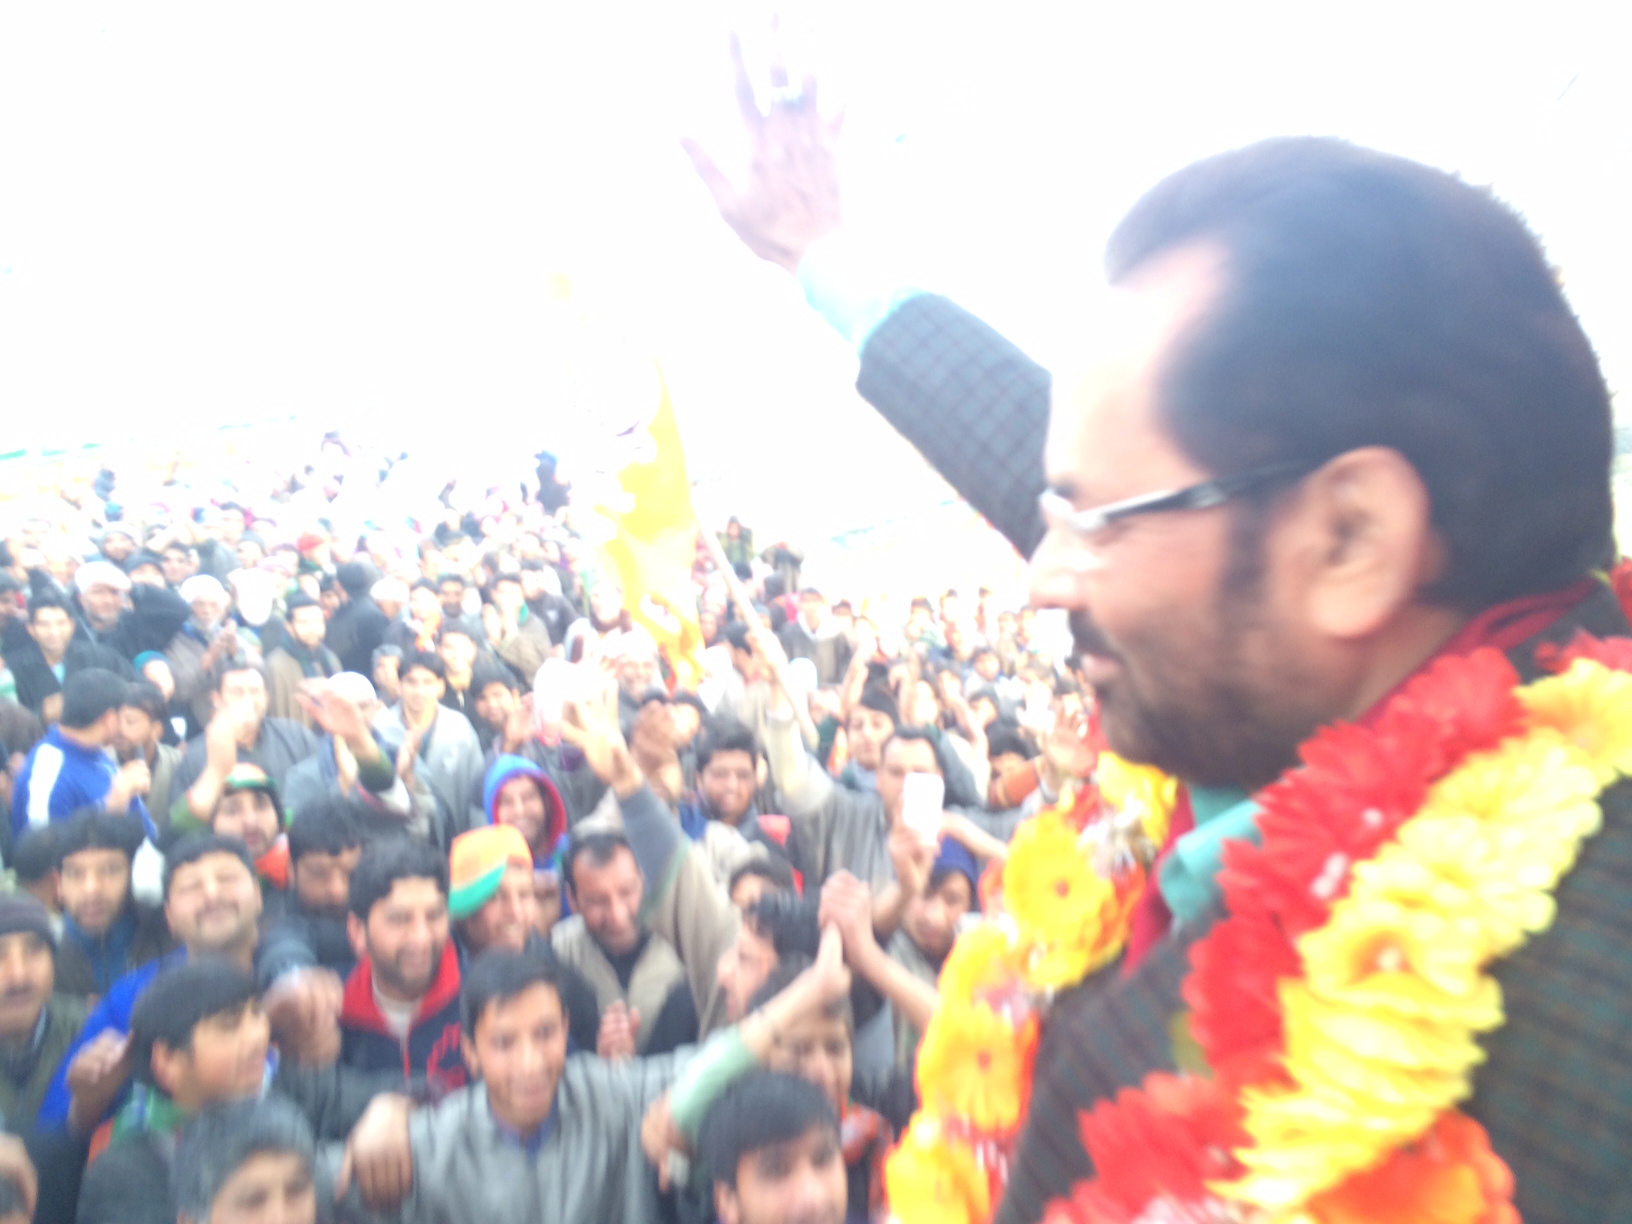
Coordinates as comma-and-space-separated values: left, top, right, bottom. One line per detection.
52, 811, 171, 1000
173, 1097, 318, 1224
697, 1071, 848, 1224
318, 938, 852, 1224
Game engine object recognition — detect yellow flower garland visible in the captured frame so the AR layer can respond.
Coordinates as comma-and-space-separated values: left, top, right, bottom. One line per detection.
1223, 658, 1622, 1211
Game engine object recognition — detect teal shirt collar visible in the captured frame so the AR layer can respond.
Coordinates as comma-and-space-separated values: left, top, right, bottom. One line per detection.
1156, 784, 1260, 925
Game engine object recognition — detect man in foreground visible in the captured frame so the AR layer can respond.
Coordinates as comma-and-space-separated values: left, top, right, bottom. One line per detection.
697, 1071, 848, 1224
692, 55, 1632, 1224
319, 935, 851, 1223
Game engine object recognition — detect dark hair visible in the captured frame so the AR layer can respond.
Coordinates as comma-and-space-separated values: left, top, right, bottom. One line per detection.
130, 959, 258, 1087
562, 829, 635, 892
695, 720, 761, 773
335, 561, 375, 599
164, 833, 257, 898
55, 810, 146, 866
208, 657, 267, 695
121, 678, 169, 724
27, 590, 74, 624
284, 590, 321, 615
672, 691, 709, 721
742, 892, 821, 962
987, 723, 1033, 762
728, 856, 795, 899
722, 621, 753, 653
10, 826, 59, 884
460, 948, 564, 1035
470, 664, 518, 697
58, 668, 129, 730
347, 837, 448, 920
172, 1097, 316, 1221
286, 795, 368, 863
437, 573, 466, 589
698, 1070, 839, 1190
411, 578, 439, 595
401, 650, 446, 682
1104, 136, 1613, 611
880, 725, 941, 772
437, 621, 476, 644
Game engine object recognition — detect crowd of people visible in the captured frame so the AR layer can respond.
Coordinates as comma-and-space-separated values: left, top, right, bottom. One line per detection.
0, 431, 1083, 1223
2, 28, 1630, 1224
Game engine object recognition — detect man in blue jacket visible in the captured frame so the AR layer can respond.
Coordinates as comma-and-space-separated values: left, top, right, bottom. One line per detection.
36, 832, 262, 1134
10, 669, 152, 845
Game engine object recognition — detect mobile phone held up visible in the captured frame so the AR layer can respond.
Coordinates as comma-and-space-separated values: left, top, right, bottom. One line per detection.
901, 772, 945, 848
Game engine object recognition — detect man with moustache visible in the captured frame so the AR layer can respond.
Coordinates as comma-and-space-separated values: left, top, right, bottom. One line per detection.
692, 58, 1632, 1224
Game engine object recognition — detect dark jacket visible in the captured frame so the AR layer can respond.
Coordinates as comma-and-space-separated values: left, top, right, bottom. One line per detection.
255, 903, 358, 991
339, 944, 466, 1094
54, 906, 172, 1001
854, 292, 1048, 556
75, 584, 190, 663
74, 1131, 172, 1224
996, 584, 1632, 1224
9, 635, 134, 718
0, 995, 89, 1138
326, 596, 390, 676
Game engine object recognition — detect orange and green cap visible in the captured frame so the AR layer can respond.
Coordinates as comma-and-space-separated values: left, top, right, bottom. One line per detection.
448, 824, 534, 920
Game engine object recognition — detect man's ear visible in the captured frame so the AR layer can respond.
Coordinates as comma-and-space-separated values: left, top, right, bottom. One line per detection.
346, 912, 369, 962
1284, 447, 1439, 641
149, 1040, 183, 1097
459, 1032, 481, 1082
714, 1181, 741, 1224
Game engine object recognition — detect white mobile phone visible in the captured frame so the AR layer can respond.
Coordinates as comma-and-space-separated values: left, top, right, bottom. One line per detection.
901, 772, 945, 845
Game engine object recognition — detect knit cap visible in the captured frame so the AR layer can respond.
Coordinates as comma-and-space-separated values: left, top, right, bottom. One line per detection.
0, 894, 55, 944
448, 824, 533, 920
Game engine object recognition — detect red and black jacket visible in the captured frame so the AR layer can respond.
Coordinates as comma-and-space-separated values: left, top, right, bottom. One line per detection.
338, 943, 467, 1094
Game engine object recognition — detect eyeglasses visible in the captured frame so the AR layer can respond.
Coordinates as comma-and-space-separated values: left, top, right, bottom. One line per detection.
1038, 460, 1313, 558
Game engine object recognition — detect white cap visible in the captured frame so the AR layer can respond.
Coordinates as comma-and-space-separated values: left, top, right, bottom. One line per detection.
329, 672, 379, 706
179, 575, 229, 605
371, 577, 410, 605
74, 560, 132, 594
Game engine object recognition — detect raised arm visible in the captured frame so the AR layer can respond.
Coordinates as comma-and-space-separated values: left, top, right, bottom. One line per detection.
684, 40, 1048, 556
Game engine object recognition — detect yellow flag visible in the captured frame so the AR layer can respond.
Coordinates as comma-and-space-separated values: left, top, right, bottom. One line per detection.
597, 367, 705, 689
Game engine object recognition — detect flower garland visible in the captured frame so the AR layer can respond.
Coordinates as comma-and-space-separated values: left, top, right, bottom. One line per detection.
1039, 637, 1632, 1223
885, 751, 1179, 1223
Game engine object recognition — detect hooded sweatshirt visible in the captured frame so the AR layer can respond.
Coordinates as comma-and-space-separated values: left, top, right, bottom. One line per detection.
481, 754, 568, 863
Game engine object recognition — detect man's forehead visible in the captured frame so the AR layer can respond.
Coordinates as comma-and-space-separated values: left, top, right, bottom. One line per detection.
1046, 244, 1226, 499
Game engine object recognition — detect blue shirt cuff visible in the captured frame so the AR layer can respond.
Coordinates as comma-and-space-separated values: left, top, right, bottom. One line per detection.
795, 235, 921, 354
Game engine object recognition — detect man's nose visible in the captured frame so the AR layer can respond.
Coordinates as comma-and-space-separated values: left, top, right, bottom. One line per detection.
1028, 528, 1094, 611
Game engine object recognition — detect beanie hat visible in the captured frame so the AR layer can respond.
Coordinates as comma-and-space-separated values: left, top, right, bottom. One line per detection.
220, 765, 283, 828
929, 838, 980, 901
0, 894, 55, 944
448, 824, 533, 919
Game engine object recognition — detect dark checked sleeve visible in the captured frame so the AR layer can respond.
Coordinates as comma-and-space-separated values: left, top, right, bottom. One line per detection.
855, 293, 1050, 558
993, 915, 1206, 1224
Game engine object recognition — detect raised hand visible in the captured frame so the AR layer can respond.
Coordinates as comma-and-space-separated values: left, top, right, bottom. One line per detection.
596, 1001, 641, 1062
682, 34, 843, 274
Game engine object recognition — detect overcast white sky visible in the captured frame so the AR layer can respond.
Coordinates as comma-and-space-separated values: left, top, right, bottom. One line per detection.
2, 2, 1627, 576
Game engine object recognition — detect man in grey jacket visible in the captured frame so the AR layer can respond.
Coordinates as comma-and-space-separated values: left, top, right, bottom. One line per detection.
318, 942, 852, 1224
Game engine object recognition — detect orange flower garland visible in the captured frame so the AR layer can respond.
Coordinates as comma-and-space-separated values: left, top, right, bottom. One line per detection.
1040, 644, 1630, 1222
